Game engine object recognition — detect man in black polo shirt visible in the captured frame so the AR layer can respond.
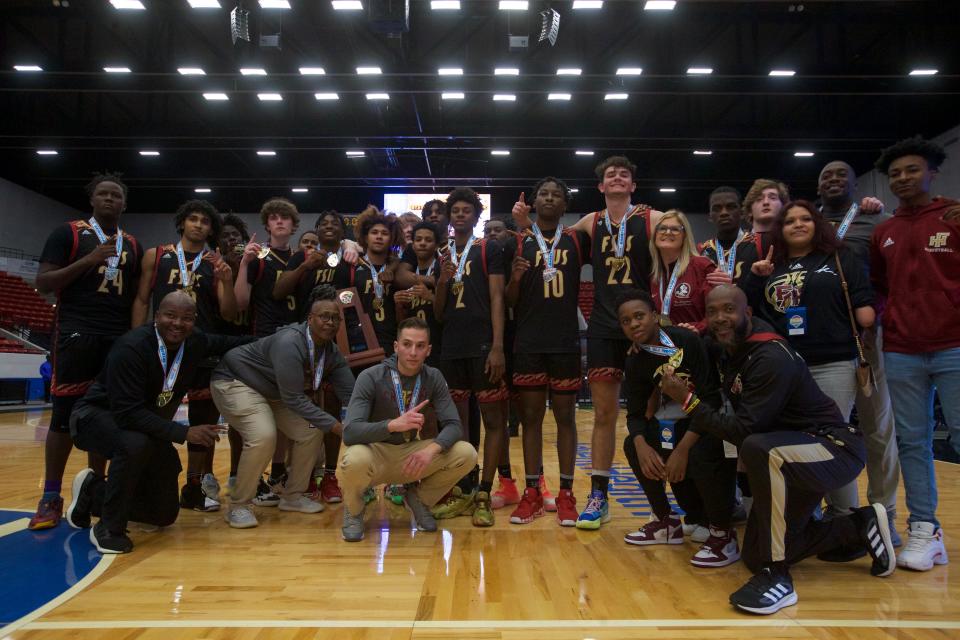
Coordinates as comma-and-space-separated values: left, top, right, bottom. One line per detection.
65, 291, 252, 553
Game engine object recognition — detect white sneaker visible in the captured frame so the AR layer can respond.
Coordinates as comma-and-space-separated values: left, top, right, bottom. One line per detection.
279, 494, 324, 514
201, 473, 221, 502
682, 523, 710, 543
897, 522, 948, 571
225, 504, 258, 529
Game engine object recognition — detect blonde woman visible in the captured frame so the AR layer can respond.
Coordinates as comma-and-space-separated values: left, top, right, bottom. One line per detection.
649, 209, 718, 334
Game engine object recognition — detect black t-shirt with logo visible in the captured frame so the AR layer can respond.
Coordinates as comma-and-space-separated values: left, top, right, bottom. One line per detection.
513, 228, 590, 354
40, 219, 142, 336
742, 248, 873, 366
589, 208, 653, 339
440, 238, 504, 359
245, 247, 297, 337
698, 231, 768, 285
150, 244, 219, 333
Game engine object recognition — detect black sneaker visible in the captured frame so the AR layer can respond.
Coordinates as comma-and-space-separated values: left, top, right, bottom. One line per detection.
253, 477, 281, 507
89, 521, 133, 554
856, 502, 896, 577
66, 468, 96, 529
180, 479, 220, 512
729, 567, 797, 615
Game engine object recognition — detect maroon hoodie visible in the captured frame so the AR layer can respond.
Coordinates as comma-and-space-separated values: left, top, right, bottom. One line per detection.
870, 197, 960, 353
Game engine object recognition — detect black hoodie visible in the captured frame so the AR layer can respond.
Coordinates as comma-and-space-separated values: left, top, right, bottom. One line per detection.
687, 319, 854, 447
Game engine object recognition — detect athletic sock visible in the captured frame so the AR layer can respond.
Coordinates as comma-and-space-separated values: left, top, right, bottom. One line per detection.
497, 464, 513, 480
590, 470, 610, 496
525, 474, 539, 489
324, 467, 337, 476
43, 479, 62, 495
538, 463, 544, 476
271, 462, 286, 479
559, 474, 574, 490
478, 480, 493, 494
457, 475, 474, 493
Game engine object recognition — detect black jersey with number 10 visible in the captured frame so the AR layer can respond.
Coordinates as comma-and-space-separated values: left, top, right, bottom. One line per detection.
513, 229, 590, 353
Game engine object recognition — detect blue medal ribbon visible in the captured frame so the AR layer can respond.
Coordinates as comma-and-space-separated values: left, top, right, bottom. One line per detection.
834, 203, 859, 240
155, 326, 185, 404
531, 223, 564, 272
658, 263, 682, 316
390, 369, 422, 414
448, 240, 469, 284
304, 325, 326, 391
88, 216, 123, 280
603, 205, 635, 260
636, 329, 679, 358
715, 229, 745, 276
175, 242, 205, 289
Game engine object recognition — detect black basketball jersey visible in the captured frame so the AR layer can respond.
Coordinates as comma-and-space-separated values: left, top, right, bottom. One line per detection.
149, 244, 219, 332
589, 207, 653, 339
405, 259, 443, 362
245, 247, 296, 337
286, 249, 356, 321
354, 260, 397, 356
440, 238, 504, 359
513, 228, 590, 353
697, 232, 766, 285
39, 219, 142, 337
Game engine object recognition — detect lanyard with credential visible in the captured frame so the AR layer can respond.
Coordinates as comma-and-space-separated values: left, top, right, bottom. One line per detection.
305, 325, 326, 392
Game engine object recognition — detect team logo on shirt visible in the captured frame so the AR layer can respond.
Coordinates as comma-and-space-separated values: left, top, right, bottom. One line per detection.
675, 283, 691, 299
928, 232, 952, 253
766, 271, 806, 312
730, 373, 743, 395
882, 237, 895, 248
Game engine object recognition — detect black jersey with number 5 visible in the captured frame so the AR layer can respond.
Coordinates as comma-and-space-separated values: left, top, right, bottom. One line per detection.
513, 229, 590, 353
40, 219, 142, 337
589, 207, 653, 339
354, 262, 397, 356
440, 238, 504, 359
149, 244, 219, 332
246, 248, 296, 337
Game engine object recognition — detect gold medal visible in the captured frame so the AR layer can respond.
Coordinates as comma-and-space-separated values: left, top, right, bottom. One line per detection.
612, 256, 626, 272
257, 247, 271, 259
182, 284, 193, 296
658, 315, 673, 327
662, 365, 675, 377
372, 297, 383, 312
450, 281, 464, 296
668, 348, 684, 371
326, 253, 340, 268
156, 390, 174, 407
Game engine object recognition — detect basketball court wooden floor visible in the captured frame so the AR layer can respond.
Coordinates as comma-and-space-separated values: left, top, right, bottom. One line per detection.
1, 407, 958, 639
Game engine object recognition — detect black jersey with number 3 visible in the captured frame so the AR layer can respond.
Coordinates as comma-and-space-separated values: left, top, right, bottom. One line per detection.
589, 207, 653, 339
440, 238, 504, 359
40, 219, 142, 337
246, 247, 297, 337
513, 228, 590, 353
149, 244, 220, 332
354, 261, 397, 356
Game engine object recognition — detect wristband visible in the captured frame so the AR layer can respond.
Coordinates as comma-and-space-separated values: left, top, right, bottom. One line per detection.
683, 395, 700, 414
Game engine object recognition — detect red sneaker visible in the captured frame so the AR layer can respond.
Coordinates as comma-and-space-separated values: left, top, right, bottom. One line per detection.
555, 488, 577, 527
29, 495, 64, 530
624, 513, 684, 546
690, 527, 741, 568
491, 477, 521, 509
320, 472, 343, 503
306, 476, 320, 501
509, 487, 544, 524
539, 475, 557, 512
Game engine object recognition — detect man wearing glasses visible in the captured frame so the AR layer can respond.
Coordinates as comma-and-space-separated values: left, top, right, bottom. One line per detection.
211, 285, 355, 529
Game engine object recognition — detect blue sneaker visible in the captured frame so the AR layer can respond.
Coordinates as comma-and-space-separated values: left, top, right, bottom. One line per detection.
575, 490, 610, 530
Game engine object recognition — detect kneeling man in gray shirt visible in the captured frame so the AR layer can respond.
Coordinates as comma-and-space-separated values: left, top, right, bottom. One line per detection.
339, 317, 478, 541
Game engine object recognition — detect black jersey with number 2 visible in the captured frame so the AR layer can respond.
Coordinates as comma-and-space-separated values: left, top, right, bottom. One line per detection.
440, 238, 504, 360
513, 228, 590, 353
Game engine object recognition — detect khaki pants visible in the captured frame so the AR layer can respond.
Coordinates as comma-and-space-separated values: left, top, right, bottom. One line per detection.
337, 440, 477, 515
211, 379, 323, 506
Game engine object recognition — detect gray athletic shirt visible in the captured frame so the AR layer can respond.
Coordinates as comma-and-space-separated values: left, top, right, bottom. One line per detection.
343, 354, 462, 452
212, 322, 354, 432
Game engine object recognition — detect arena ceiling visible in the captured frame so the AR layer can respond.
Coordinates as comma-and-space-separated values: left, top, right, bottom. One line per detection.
1, 0, 957, 217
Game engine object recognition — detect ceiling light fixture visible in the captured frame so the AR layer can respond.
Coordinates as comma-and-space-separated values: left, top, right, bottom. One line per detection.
442, 92, 465, 100
187, 0, 222, 7
36, 150, 58, 156
548, 93, 572, 101
616, 67, 643, 75
693, 150, 712, 155
257, 92, 283, 101
332, 0, 363, 8
491, 149, 510, 156
257, 150, 277, 156
139, 150, 160, 156
366, 92, 390, 100
687, 67, 713, 75
104, 66, 132, 73
909, 68, 938, 76
203, 92, 229, 100
572, 1, 603, 8
498, 1, 528, 10
14, 65, 43, 72
644, 1, 676, 10
259, 0, 291, 9
291, 188, 309, 193
178, 67, 206, 75
240, 67, 267, 76
556, 68, 582, 75
575, 150, 594, 156
604, 92, 628, 100
314, 92, 340, 100
299, 67, 326, 75
769, 69, 795, 77
357, 66, 382, 75
495, 67, 520, 76
194, 188, 212, 193
431, 0, 460, 8
493, 93, 516, 101
794, 151, 815, 157
110, 0, 146, 9
346, 150, 366, 157
438, 67, 463, 76
659, 187, 676, 193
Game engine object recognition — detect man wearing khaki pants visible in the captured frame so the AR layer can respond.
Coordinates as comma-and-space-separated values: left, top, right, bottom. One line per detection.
212, 285, 355, 528
338, 317, 478, 541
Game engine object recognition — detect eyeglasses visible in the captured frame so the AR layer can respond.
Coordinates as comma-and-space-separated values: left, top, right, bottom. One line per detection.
656, 225, 685, 235
312, 313, 341, 324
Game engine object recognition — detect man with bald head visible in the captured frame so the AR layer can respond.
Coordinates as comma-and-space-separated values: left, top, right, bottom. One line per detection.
66, 291, 254, 554
816, 160, 900, 552
659, 286, 895, 614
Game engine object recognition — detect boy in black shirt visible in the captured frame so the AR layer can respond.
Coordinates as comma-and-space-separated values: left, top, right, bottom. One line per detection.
353, 211, 403, 357
394, 221, 444, 367
697, 186, 764, 285
234, 198, 300, 338
660, 285, 895, 614
616, 289, 738, 566
66, 291, 253, 553
432, 188, 509, 527
505, 177, 589, 527
31, 173, 142, 530
131, 200, 237, 512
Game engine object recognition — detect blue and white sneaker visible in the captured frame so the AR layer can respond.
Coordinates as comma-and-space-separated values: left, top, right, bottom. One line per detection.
575, 489, 611, 530
729, 567, 797, 615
